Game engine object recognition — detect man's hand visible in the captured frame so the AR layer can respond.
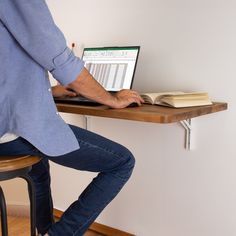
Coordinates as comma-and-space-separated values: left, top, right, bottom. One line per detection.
52, 85, 77, 98
110, 89, 144, 108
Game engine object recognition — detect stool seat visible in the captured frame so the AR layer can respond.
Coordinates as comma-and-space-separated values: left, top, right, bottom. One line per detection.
0, 155, 41, 172
0, 155, 41, 236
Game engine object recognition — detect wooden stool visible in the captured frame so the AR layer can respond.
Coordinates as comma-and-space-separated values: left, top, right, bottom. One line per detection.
0, 155, 41, 236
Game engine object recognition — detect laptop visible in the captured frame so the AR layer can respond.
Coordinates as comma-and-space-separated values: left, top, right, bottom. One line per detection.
54, 46, 140, 105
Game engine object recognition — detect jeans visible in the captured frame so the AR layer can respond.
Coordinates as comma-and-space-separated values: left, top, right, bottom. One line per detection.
0, 125, 135, 235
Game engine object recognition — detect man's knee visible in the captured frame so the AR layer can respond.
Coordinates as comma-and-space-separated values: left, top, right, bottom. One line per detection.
119, 147, 136, 177
125, 149, 135, 170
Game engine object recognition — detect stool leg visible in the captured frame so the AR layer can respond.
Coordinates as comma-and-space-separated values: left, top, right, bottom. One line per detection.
0, 186, 8, 236
20, 174, 36, 236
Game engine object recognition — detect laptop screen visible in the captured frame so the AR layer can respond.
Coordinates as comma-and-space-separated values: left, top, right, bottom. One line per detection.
82, 46, 140, 92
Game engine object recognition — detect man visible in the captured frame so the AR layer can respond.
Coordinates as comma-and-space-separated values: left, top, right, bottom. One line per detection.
0, 1, 143, 235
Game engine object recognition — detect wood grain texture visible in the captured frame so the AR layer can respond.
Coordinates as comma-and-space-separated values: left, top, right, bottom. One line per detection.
0, 155, 41, 172
56, 102, 227, 123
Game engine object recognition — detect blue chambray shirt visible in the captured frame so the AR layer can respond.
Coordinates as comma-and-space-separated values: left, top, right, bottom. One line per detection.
0, 1, 84, 156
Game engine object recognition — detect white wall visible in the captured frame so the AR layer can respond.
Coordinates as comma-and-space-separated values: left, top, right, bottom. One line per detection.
2, 0, 236, 235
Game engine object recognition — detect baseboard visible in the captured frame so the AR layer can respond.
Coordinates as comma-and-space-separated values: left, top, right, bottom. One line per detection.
6, 205, 135, 236
54, 208, 135, 236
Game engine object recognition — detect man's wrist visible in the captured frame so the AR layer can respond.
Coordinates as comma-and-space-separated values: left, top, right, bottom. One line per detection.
105, 94, 118, 108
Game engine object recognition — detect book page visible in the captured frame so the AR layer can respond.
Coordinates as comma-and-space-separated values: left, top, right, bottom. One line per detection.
153, 92, 184, 104
160, 91, 212, 108
140, 93, 160, 104
160, 97, 212, 108
162, 92, 209, 100
140, 91, 183, 104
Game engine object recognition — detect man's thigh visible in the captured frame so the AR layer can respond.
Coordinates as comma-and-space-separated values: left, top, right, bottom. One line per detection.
0, 125, 132, 173
48, 125, 133, 173
0, 137, 37, 156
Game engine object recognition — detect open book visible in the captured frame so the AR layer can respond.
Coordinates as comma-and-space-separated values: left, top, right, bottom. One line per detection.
140, 91, 212, 108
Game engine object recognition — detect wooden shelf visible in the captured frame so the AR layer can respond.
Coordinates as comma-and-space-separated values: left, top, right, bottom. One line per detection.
56, 102, 227, 150
56, 102, 227, 124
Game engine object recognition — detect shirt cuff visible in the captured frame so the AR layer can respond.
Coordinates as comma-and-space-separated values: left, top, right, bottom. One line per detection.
50, 47, 85, 85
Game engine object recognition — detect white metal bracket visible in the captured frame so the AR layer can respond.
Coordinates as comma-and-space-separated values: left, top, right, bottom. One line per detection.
84, 116, 91, 130
180, 119, 192, 150
84, 115, 193, 150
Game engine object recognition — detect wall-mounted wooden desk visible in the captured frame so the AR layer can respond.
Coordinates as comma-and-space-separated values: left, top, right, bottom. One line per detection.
56, 102, 227, 149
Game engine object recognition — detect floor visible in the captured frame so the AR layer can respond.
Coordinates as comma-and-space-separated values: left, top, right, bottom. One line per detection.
2, 216, 104, 236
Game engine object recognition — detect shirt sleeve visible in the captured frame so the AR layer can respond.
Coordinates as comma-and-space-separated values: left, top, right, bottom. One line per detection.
0, 0, 84, 85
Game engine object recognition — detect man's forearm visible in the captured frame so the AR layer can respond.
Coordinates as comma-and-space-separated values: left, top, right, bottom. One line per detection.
68, 68, 117, 107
